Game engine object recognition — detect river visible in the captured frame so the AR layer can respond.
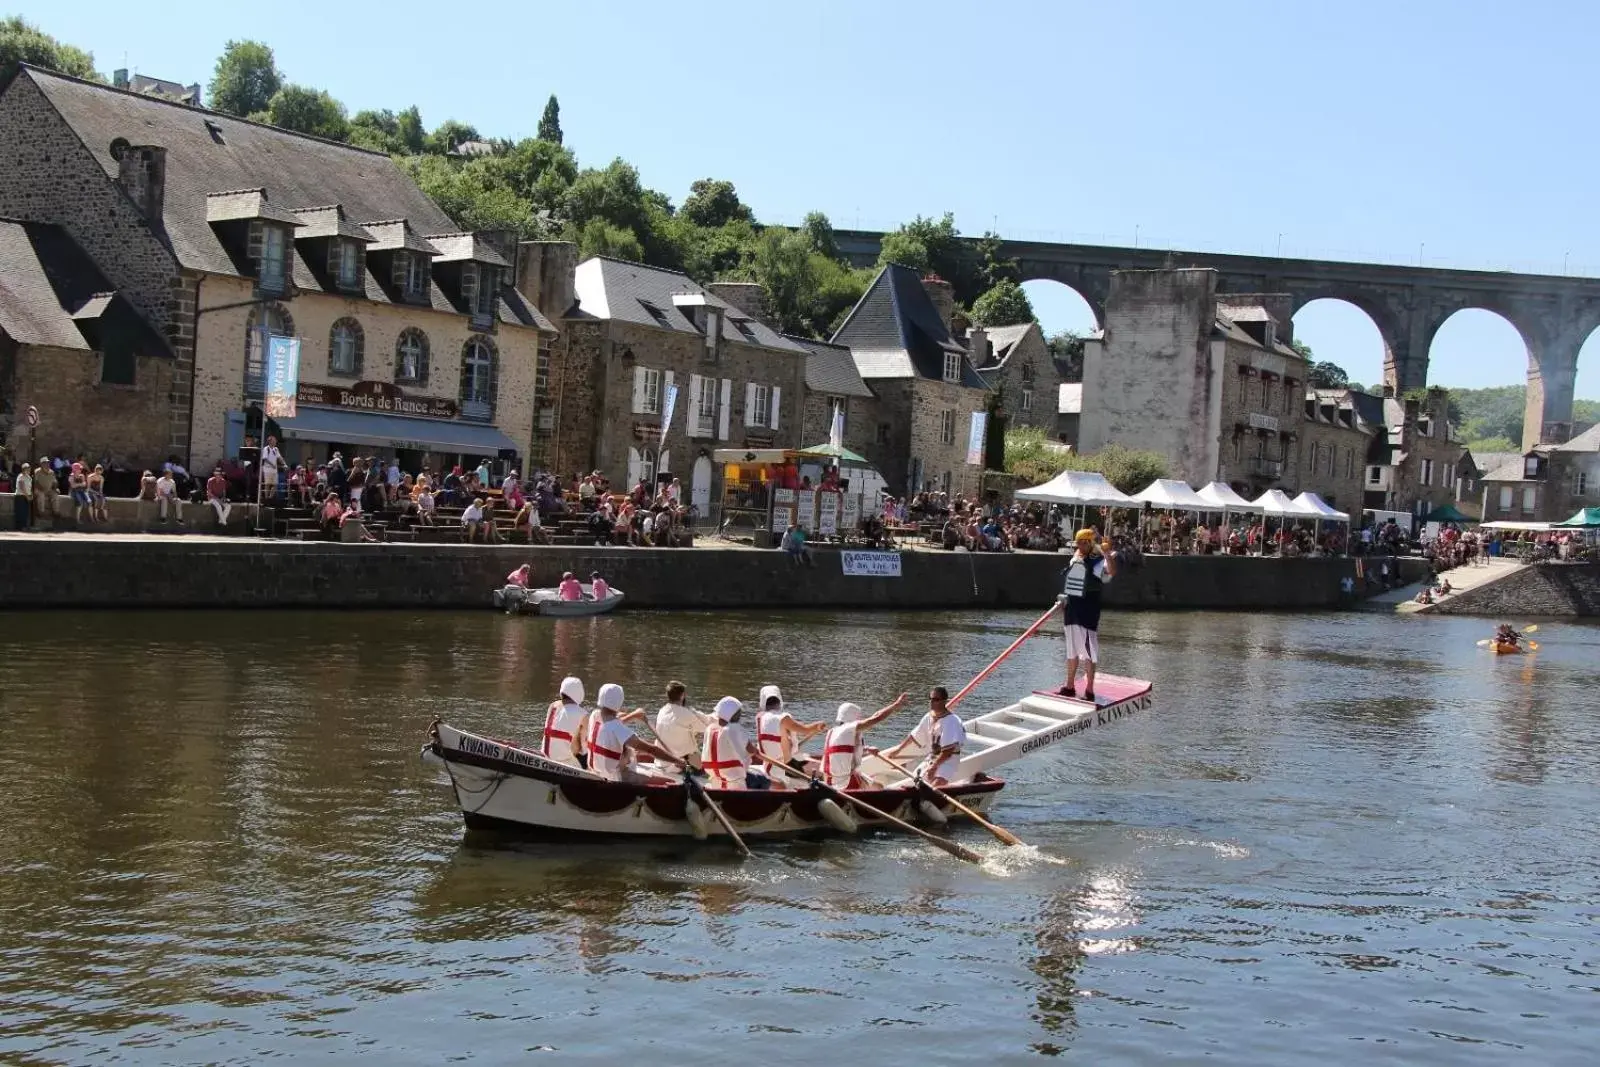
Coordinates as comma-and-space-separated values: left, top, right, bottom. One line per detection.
0, 608, 1595, 1065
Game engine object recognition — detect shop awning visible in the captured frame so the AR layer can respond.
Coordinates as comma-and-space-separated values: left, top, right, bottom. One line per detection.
275, 407, 520, 455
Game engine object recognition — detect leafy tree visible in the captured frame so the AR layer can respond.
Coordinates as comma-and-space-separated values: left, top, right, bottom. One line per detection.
573, 217, 643, 262
396, 154, 539, 236
876, 228, 932, 273
801, 211, 838, 260
1004, 426, 1167, 493
877, 212, 961, 279
207, 40, 280, 116
1464, 436, 1517, 455
747, 228, 816, 335
348, 108, 401, 152
561, 158, 652, 240
1290, 339, 1313, 360
1047, 330, 1085, 381
264, 84, 348, 141
537, 94, 562, 144
426, 119, 479, 155
1306, 361, 1350, 388
680, 178, 753, 229
974, 230, 1018, 290
969, 280, 1034, 327
480, 137, 578, 213
395, 106, 425, 154
1, 16, 99, 83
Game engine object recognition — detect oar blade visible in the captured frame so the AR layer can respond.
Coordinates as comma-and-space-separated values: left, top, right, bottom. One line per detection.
1527, 641, 1540, 651
1476, 639, 1491, 646
1523, 624, 1540, 634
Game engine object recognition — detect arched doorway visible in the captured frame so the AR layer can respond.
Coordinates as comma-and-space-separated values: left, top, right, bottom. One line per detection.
691, 455, 713, 518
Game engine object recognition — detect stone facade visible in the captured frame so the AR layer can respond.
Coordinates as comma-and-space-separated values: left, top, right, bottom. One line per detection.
1212, 320, 1311, 495
974, 323, 1064, 432
800, 390, 878, 458
868, 378, 988, 496
0, 340, 177, 466
1479, 424, 1600, 523
1296, 392, 1370, 513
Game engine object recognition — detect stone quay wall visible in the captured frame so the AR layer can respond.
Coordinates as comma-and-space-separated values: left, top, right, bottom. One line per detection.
1428, 563, 1600, 617
0, 539, 1358, 612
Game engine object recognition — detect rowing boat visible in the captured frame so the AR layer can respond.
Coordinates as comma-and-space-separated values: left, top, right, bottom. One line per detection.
427, 722, 1002, 841
492, 582, 625, 616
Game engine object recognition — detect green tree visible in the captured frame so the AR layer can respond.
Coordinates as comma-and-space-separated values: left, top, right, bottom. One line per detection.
396, 154, 539, 236
484, 137, 578, 213
680, 178, 753, 228
348, 108, 402, 153
426, 119, 479, 155
1464, 436, 1517, 455
395, 106, 425, 154
801, 211, 838, 260
1047, 330, 1085, 380
877, 212, 961, 278
1, 16, 99, 83
264, 84, 348, 141
207, 40, 280, 116
974, 230, 1018, 289
561, 158, 653, 240
537, 94, 562, 144
1290, 339, 1313, 360
1004, 427, 1168, 493
573, 217, 644, 261
969, 280, 1035, 327
1306, 360, 1350, 388
747, 227, 816, 335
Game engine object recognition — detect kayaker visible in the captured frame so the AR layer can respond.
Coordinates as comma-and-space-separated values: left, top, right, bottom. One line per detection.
541, 676, 587, 768
819, 693, 909, 789
654, 680, 712, 763
701, 696, 769, 790
586, 683, 682, 784
1495, 624, 1520, 649
1057, 528, 1118, 701
753, 685, 826, 789
883, 686, 967, 787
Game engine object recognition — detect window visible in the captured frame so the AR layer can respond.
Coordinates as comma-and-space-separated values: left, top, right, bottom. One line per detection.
1020, 388, 1033, 413
1345, 449, 1354, 479
459, 338, 497, 419
405, 253, 430, 299
940, 409, 955, 444
1522, 487, 1537, 512
877, 423, 890, 444
634, 367, 662, 415
244, 303, 294, 392
1524, 456, 1540, 478
328, 318, 363, 376
830, 399, 847, 437
1421, 459, 1433, 486
747, 384, 771, 428
1020, 363, 1034, 385
100, 346, 136, 385
395, 328, 429, 385
1574, 470, 1590, 497
474, 266, 498, 320
1498, 486, 1513, 511
1264, 378, 1275, 411
943, 351, 961, 383
696, 375, 718, 436
258, 224, 287, 293
1368, 465, 1382, 485
336, 240, 362, 290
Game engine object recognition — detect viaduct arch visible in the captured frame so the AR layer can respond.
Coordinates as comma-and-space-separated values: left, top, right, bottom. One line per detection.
834, 231, 1600, 451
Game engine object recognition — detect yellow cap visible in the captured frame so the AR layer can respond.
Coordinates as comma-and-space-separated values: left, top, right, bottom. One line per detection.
1075, 528, 1096, 542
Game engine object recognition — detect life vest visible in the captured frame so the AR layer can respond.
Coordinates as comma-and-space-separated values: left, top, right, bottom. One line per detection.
541, 701, 586, 765
1062, 555, 1103, 601
587, 717, 628, 780
756, 711, 786, 764
701, 725, 748, 789
822, 723, 862, 789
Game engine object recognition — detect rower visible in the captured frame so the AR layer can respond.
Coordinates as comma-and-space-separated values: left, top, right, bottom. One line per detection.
701, 696, 769, 790
883, 686, 967, 787
541, 675, 587, 768
753, 684, 826, 789
587, 683, 682, 783
578, 688, 646, 770
654, 680, 712, 764
820, 693, 909, 789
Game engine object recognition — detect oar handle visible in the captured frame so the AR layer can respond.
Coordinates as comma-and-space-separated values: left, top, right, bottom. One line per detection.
874, 752, 1023, 847
950, 603, 1058, 710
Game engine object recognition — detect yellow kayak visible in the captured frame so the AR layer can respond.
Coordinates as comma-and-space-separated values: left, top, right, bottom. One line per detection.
1489, 641, 1523, 655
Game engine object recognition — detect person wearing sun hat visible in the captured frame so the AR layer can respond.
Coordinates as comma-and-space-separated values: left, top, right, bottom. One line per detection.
1058, 527, 1118, 701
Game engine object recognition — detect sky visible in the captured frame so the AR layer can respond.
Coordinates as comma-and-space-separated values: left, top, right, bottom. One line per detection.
24, 0, 1600, 399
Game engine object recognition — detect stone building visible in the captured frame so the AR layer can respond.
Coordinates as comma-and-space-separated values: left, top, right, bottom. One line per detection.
972, 322, 1064, 432
0, 65, 555, 474
1299, 389, 1375, 514
830, 265, 990, 496
1351, 387, 1467, 523
788, 335, 878, 457
1478, 423, 1600, 523
549, 256, 808, 515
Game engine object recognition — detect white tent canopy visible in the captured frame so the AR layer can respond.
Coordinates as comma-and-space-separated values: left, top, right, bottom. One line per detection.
1292, 491, 1350, 522
1130, 479, 1211, 509
1015, 470, 1134, 508
1252, 488, 1320, 517
1195, 481, 1260, 512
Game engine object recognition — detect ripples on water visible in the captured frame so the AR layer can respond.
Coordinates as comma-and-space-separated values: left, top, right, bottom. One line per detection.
0, 609, 1596, 1065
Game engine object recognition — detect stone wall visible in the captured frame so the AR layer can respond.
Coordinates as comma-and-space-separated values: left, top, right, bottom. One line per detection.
3, 343, 178, 468
1428, 563, 1600, 617
864, 377, 988, 497
0, 537, 1358, 611
1298, 407, 1368, 514
982, 326, 1064, 432
800, 391, 878, 460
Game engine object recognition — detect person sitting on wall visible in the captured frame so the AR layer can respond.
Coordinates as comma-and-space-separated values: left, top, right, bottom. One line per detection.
462, 497, 488, 542
782, 524, 813, 567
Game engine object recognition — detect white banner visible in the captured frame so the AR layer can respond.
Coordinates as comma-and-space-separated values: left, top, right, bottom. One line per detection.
841, 491, 860, 531
771, 487, 795, 540
966, 410, 988, 466
264, 335, 301, 418
818, 492, 839, 536
796, 489, 815, 533
841, 550, 902, 577
660, 382, 679, 450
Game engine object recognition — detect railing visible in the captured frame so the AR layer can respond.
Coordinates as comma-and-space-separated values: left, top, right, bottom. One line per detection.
1250, 457, 1282, 478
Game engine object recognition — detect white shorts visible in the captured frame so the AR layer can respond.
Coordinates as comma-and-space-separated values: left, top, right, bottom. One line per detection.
1064, 623, 1099, 663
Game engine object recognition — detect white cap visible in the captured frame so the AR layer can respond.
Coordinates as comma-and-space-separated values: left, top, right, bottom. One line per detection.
559, 676, 584, 704
836, 702, 863, 723
714, 696, 742, 722
759, 684, 783, 709
597, 683, 624, 711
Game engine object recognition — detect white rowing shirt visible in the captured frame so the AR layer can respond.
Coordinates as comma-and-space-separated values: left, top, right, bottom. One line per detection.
911, 711, 967, 782
588, 717, 635, 781
655, 702, 711, 760
701, 722, 752, 788
822, 722, 863, 787
756, 710, 789, 764
541, 701, 586, 766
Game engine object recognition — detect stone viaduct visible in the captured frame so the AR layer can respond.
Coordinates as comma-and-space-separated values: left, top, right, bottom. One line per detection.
834, 230, 1600, 451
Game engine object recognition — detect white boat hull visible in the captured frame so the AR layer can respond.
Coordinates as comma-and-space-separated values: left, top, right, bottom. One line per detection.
492, 583, 625, 616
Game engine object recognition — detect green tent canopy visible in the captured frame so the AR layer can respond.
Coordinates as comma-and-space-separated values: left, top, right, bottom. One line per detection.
1553, 507, 1600, 528
1424, 502, 1470, 523
800, 442, 869, 464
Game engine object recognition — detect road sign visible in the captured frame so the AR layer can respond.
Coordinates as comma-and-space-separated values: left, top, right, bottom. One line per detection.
24, 405, 39, 427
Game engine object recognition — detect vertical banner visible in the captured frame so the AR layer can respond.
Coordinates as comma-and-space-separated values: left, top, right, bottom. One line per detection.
841, 490, 860, 532
659, 382, 679, 451
829, 401, 845, 450
966, 411, 988, 466
263, 335, 301, 418
818, 491, 839, 536
771, 487, 796, 540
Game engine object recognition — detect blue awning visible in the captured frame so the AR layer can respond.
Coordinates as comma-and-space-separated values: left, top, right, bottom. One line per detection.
275, 406, 520, 455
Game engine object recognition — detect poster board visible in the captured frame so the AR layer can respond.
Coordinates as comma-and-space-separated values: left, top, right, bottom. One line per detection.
771, 488, 795, 539
796, 490, 816, 534
818, 492, 839, 537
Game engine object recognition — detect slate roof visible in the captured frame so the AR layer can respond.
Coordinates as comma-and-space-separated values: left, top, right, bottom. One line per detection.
292, 205, 374, 242
1554, 423, 1600, 452
1481, 459, 1530, 483
0, 217, 169, 355
1468, 450, 1520, 477
1212, 308, 1302, 359
782, 335, 875, 398
570, 257, 806, 352
363, 220, 441, 255
829, 264, 987, 388
978, 323, 1034, 369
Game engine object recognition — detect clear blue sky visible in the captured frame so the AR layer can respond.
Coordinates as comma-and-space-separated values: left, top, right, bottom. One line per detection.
24, 0, 1600, 399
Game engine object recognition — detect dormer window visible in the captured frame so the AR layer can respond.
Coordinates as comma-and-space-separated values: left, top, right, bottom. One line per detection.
943, 351, 961, 383
335, 239, 363, 291
404, 253, 430, 300
474, 266, 497, 320
259, 224, 288, 294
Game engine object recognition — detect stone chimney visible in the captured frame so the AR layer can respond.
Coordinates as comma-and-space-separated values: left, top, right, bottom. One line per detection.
922, 274, 955, 332
1539, 422, 1573, 446
515, 240, 579, 322
968, 325, 990, 367
478, 229, 519, 269
115, 144, 166, 224
1402, 396, 1420, 423
705, 282, 772, 328
113, 69, 130, 90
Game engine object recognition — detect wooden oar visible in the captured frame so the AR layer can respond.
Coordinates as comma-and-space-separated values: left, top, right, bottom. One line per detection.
684, 772, 751, 857
874, 752, 1025, 848
754, 754, 982, 864
950, 603, 1058, 711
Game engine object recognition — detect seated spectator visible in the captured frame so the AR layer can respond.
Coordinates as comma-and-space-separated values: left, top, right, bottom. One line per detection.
155, 467, 184, 525
206, 468, 232, 526
463, 497, 488, 542
782, 524, 813, 567
416, 487, 437, 525
320, 494, 344, 535
514, 500, 547, 544
587, 506, 614, 546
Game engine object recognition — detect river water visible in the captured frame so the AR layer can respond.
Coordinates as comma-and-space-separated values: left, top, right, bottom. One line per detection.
0, 607, 1596, 1065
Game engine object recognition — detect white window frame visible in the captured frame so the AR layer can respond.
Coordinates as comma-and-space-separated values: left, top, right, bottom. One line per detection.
640, 368, 662, 415
1020, 387, 1033, 413
940, 409, 955, 445
1576, 470, 1590, 497
397, 330, 426, 381
1498, 486, 1513, 511
330, 321, 359, 375
696, 375, 718, 437
259, 224, 287, 292
1368, 465, 1382, 485
405, 253, 430, 298
337, 240, 361, 289
943, 351, 961, 383
1421, 458, 1433, 486
1522, 486, 1537, 511
473, 266, 498, 319
747, 384, 770, 428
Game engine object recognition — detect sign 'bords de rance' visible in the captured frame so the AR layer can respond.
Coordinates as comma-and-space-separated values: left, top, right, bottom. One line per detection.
296, 380, 458, 420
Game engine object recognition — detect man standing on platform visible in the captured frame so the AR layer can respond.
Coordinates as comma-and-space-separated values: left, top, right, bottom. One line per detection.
1058, 528, 1117, 701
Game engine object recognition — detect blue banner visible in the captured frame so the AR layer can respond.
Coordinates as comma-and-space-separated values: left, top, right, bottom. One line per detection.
264, 334, 301, 418
660, 382, 679, 450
